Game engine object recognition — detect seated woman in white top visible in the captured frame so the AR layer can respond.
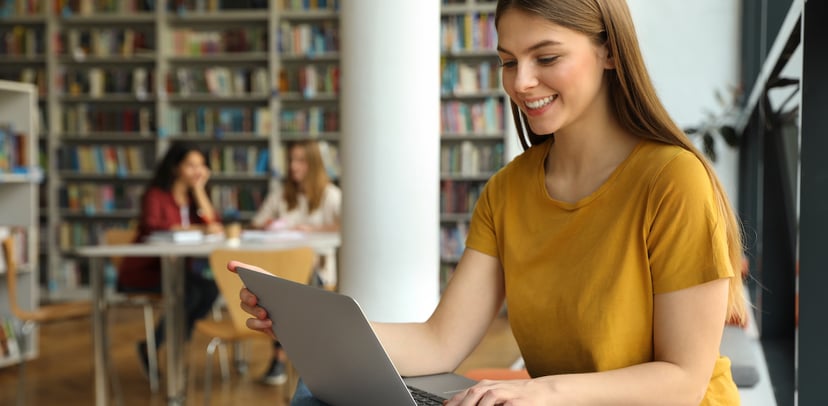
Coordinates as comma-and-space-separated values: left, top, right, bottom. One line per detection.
250, 140, 342, 386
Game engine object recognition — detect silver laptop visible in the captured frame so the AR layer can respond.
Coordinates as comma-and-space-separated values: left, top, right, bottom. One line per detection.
236, 265, 477, 406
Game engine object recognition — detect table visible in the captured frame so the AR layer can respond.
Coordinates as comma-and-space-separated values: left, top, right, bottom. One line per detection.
75, 232, 342, 406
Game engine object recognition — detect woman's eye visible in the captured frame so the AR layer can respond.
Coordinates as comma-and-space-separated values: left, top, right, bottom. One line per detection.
499, 60, 517, 68
538, 56, 559, 65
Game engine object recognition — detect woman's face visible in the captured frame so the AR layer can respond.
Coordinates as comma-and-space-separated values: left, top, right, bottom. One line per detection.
289, 145, 309, 183
497, 8, 612, 136
176, 151, 208, 187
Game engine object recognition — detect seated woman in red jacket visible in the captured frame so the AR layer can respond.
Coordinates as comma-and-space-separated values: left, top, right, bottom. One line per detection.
118, 142, 222, 377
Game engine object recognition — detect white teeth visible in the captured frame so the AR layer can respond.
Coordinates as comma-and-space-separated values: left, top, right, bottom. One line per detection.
525, 95, 556, 109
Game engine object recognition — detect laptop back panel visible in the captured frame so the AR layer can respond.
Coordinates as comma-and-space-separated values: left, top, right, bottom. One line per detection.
237, 266, 417, 406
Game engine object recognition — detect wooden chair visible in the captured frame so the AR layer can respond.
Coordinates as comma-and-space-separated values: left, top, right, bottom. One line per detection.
101, 227, 161, 393
2, 236, 93, 405
198, 247, 316, 405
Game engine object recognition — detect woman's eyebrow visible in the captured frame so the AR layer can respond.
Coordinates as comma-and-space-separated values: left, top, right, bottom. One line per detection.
497, 39, 562, 55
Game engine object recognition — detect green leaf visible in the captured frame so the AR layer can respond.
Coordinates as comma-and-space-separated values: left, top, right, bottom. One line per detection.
703, 133, 717, 162
719, 125, 740, 146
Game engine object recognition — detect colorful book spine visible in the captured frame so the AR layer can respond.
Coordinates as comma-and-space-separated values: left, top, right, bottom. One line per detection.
165, 106, 270, 137
441, 60, 500, 95
281, 0, 339, 11
206, 146, 268, 175
169, 28, 268, 56
440, 179, 485, 214
278, 64, 339, 97
58, 145, 151, 174
440, 141, 504, 175
279, 107, 338, 134
440, 222, 468, 260
59, 183, 144, 213
59, 67, 153, 97
0, 123, 30, 172
62, 105, 154, 133
277, 21, 339, 55
440, 12, 497, 52
58, 28, 155, 58
441, 97, 503, 134
0, 25, 45, 56
169, 66, 269, 97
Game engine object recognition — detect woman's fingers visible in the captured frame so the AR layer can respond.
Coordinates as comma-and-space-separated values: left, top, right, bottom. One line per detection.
246, 317, 277, 339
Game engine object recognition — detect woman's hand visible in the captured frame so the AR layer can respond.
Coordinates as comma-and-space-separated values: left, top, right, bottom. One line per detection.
226, 260, 278, 340
193, 166, 211, 191
444, 379, 560, 406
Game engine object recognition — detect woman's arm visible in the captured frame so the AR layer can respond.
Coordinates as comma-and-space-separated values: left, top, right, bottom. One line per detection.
447, 277, 731, 406
235, 247, 505, 377
372, 248, 505, 376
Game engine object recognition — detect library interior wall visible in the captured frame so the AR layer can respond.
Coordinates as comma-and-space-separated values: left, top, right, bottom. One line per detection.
628, 0, 741, 208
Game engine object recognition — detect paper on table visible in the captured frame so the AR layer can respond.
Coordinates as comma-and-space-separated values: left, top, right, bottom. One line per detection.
240, 230, 306, 242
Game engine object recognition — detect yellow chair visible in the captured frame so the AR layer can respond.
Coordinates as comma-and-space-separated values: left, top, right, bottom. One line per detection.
101, 227, 161, 393
2, 236, 93, 405
199, 247, 316, 405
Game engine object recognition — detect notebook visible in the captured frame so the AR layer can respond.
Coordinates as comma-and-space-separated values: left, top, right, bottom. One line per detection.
235, 265, 477, 406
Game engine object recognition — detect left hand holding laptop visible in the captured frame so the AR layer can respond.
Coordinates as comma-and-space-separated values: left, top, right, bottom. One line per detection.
227, 261, 278, 340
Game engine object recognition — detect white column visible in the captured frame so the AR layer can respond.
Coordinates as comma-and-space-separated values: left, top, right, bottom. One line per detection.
339, 0, 441, 322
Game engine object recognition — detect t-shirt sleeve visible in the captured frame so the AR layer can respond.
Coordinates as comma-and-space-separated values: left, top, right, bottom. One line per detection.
251, 190, 283, 228
647, 152, 734, 294
322, 184, 342, 225
465, 177, 499, 258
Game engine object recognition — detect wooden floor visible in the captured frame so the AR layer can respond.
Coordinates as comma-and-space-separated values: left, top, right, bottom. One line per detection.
0, 306, 520, 405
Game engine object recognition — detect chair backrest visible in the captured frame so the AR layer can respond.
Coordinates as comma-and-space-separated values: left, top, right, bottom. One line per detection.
101, 228, 137, 268
2, 236, 28, 321
208, 247, 316, 334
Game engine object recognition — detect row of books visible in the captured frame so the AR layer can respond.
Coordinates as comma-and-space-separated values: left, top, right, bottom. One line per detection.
57, 0, 154, 14
280, 0, 338, 11
211, 184, 267, 215
164, 106, 271, 137
59, 28, 155, 58
277, 21, 339, 56
441, 12, 497, 53
441, 60, 500, 95
59, 183, 143, 213
440, 179, 484, 214
441, 141, 504, 176
169, 0, 266, 12
60, 67, 152, 97
279, 107, 339, 133
63, 105, 154, 133
440, 222, 468, 261
58, 145, 152, 175
0, 124, 30, 173
0, 317, 22, 363
169, 66, 269, 97
168, 28, 268, 56
441, 98, 503, 134
0, 26, 45, 56
59, 221, 127, 250
0, 0, 41, 16
278, 64, 340, 98
206, 146, 269, 175
1, 68, 48, 97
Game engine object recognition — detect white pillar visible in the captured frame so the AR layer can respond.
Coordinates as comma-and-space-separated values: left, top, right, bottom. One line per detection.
339, 0, 441, 322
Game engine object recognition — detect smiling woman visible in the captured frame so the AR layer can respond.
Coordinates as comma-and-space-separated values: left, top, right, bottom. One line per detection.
237, 1, 748, 405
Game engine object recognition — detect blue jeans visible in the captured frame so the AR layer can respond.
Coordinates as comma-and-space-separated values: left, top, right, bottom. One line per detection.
290, 379, 330, 406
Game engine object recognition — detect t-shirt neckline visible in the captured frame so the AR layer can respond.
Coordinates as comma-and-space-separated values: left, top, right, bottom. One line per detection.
536, 138, 646, 210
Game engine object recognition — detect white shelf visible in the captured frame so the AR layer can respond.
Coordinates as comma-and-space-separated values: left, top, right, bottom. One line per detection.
168, 52, 269, 63
279, 10, 339, 20
0, 79, 40, 368
167, 94, 270, 103
168, 10, 268, 23
60, 94, 155, 103
60, 13, 156, 25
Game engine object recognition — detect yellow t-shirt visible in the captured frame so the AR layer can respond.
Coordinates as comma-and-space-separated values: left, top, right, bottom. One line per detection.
466, 138, 739, 405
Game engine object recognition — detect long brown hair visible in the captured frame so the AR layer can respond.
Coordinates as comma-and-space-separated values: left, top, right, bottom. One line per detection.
495, 0, 746, 323
283, 140, 330, 212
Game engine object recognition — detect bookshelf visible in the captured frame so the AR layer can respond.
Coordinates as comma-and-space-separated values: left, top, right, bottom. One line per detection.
439, 0, 511, 290
0, 0, 343, 298
0, 79, 42, 368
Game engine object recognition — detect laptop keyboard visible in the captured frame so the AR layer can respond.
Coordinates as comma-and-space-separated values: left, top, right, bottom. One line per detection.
407, 386, 446, 405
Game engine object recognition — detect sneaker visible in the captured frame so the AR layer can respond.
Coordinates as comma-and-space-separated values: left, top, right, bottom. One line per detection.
260, 359, 287, 386
136, 341, 151, 381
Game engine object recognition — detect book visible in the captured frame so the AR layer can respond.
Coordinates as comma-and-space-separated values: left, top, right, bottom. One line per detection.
146, 230, 205, 244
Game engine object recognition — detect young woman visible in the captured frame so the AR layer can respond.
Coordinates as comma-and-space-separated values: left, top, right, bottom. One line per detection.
250, 139, 341, 385
237, 0, 746, 404
118, 142, 221, 376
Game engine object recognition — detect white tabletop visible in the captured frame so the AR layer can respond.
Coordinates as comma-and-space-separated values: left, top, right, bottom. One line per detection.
75, 231, 342, 257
